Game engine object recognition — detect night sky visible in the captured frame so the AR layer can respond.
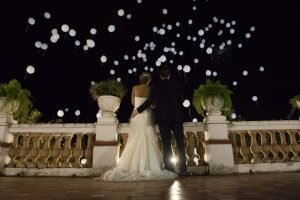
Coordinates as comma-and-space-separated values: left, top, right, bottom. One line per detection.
1, 0, 300, 123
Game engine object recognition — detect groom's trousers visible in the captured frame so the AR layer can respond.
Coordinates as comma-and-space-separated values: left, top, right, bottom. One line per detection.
158, 122, 187, 173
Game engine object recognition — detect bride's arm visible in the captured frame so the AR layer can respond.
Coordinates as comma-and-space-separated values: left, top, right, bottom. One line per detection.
131, 87, 135, 107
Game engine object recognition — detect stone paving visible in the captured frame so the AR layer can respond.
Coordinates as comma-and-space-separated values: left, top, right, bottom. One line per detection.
0, 172, 300, 200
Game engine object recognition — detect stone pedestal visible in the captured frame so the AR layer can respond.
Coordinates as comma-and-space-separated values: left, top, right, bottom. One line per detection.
92, 116, 119, 172
204, 115, 235, 174
0, 113, 12, 172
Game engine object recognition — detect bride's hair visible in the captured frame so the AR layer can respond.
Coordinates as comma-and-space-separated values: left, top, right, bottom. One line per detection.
139, 72, 152, 85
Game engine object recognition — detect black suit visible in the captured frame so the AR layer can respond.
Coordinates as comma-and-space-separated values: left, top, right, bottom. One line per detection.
136, 79, 187, 173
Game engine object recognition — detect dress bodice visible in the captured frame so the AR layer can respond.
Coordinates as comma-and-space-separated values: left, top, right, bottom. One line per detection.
134, 97, 148, 108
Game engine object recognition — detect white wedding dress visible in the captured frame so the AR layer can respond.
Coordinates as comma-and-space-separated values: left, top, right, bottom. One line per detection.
100, 97, 177, 181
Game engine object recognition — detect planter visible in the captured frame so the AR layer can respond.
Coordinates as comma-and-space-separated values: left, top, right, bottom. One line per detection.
0, 97, 19, 124
201, 96, 224, 116
97, 95, 121, 117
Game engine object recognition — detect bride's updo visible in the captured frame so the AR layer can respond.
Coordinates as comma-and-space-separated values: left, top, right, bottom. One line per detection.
139, 72, 152, 85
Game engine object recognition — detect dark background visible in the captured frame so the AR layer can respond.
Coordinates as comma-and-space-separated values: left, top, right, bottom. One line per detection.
1, 0, 300, 123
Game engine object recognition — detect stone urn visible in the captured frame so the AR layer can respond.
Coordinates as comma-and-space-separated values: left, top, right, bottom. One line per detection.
97, 95, 121, 117
201, 96, 224, 116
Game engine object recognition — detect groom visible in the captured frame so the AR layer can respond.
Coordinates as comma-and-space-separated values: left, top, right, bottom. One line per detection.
131, 65, 187, 176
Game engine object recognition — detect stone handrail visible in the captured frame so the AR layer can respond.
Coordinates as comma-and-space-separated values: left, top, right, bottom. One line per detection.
6, 123, 95, 169
228, 121, 300, 164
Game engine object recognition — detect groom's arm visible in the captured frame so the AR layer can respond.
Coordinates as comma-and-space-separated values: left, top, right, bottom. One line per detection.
136, 85, 155, 113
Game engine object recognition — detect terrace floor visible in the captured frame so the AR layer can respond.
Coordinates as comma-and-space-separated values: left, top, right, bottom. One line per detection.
0, 172, 299, 200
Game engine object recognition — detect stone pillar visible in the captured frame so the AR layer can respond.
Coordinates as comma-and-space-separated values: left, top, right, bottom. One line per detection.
0, 113, 12, 172
204, 114, 234, 174
92, 115, 119, 174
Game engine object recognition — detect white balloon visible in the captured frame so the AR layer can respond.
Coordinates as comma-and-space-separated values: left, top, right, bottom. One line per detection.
124, 55, 129, 60
167, 24, 172, 30
188, 19, 193, 25
35, 41, 42, 48
137, 0, 142, 3
75, 40, 80, 46
51, 29, 58, 35
183, 65, 191, 73
108, 25, 116, 32
206, 70, 212, 76
114, 60, 119, 65
116, 77, 121, 82
231, 113, 237, 119
134, 35, 140, 42
242, 70, 248, 76
52, 34, 60, 40
75, 110, 80, 116
194, 58, 199, 64
44, 12, 51, 19
245, 33, 251, 39
110, 69, 115, 75
118, 9, 125, 16
176, 22, 180, 27
65, 108, 69, 112
199, 43, 205, 49
144, 66, 149, 71
183, 99, 190, 107
252, 96, 258, 102
26, 65, 35, 74
69, 29, 76, 37
61, 24, 69, 32
83, 45, 89, 51
250, 26, 256, 32
128, 69, 133, 74
192, 118, 198, 122
213, 71, 217, 76
90, 28, 97, 35
57, 110, 64, 117
152, 26, 158, 32
50, 35, 58, 43
162, 8, 168, 15
100, 55, 107, 63
28, 17, 35, 25
237, 43, 243, 48
133, 67, 137, 72
86, 39, 95, 48
96, 112, 102, 118
206, 47, 213, 54
232, 81, 237, 86
259, 66, 265, 72
41, 43, 48, 50
126, 14, 132, 19
149, 67, 154, 72
177, 65, 182, 71
198, 29, 204, 36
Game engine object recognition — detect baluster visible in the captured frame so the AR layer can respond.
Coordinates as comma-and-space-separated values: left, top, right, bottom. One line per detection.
60, 135, 72, 168
7, 133, 19, 167
288, 130, 300, 161
27, 134, 41, 168
270, 131, 281, 162
83, 133, 94, 168
72, 133, 83, 168
195, 132, 207, 166
16, 134, 30, 168
37, 135, 52, 168
239, 131, 250, 163
49, 135, 62, 168
279, 130, 290, 162
185, 132, 196, 166
260, 131, 271, 162
249, 131, 263, 163
229, 131, 241, 164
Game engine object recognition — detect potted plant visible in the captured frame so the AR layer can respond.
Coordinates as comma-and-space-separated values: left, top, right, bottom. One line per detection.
288, 95, 300, 119
193, 79, 233, 119
0, 79, 40, 123
89, 79, 127, 118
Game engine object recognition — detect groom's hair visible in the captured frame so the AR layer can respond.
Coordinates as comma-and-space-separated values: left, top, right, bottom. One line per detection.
159, 65, 171, 78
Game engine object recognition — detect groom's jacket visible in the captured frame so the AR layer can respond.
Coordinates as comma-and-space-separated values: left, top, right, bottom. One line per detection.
136, 79, 185, 123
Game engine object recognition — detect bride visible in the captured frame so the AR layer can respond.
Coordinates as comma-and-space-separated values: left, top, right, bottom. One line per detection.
100, 72, 177, 181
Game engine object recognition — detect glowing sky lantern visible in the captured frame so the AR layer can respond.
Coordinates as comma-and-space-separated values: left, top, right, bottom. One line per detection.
162, 8, 168, 15
117, 9, 125, 17
183, 99, 191, 107
242, 70, 248, 76
206, 47, 213, 54
26, 65, 35, 74
206, 70, 212, 76
44, 12, 51, 19
86, 39, 95, 48
28, 17, 35, 25
35, 41, 42, 48
75, 110, 81, 116
69, 29, 76, 37
90, 28, 97, 35
108, 25, 116, 32
233, 81, 238, 86
61, 24, 69, 32
57, 110, 64, 117
259, 66, 265, 72
100, 55, 107, 63
192, 118, 198, 122
252, 96, 258, 101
